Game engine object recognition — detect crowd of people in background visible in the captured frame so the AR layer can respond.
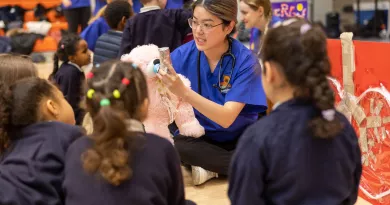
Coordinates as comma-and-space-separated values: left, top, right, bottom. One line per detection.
0, 0, 362, 205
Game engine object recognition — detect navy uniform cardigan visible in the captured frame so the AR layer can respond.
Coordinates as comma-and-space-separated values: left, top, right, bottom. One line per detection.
0, 122, 83, 205
64, 133, 191, 205
119, 9, 192, 56
53, 62, 85, 125
229, 99, 362, 205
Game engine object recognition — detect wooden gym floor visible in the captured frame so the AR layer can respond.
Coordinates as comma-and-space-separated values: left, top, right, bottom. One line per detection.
35, 61, 371, 205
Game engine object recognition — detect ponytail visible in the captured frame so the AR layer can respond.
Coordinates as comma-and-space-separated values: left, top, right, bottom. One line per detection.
0, 82, 12, 154
49, 54, 60, 81
82, 60, 148, 186
82, 103, 132, 186
300, 25, 342, 139
261, 19, 343, 139
305, 60, 342, 139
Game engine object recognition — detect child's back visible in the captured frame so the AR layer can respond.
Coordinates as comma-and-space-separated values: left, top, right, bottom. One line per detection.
64, 132, 186, 205
229, 99, 361, 205
0, 78, 82, 205
119, 8, 192, 55
63, 60, 194, 205
228, 18, 362, 205
0, 122, 83, 205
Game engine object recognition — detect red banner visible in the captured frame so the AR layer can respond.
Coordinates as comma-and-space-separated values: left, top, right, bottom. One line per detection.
328, 39, 390, 205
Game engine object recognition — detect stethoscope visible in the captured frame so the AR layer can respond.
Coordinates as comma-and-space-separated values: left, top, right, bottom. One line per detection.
197, 37, 236, 95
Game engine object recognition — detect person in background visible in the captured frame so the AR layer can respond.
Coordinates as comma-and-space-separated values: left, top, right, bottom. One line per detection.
119, 0, 192, 56
50, 34, 91, 125
228, 19, 362, 205
94, 0, 108, 15
62, 0, 91, 33
64, 60, 195, 205
132, 0, 183, 13
0, 78, 83, 205
157, 0, 267, 185
94, 1, 133, 65
239, 0, 281, 114
0, 54, 37, 85
82, 0, 133, 51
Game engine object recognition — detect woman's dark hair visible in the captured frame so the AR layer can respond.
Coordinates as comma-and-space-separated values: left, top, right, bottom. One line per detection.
192, 0, 238, 34
261, 18, 342, 139
0, 53, 38, 85
0, 78, 59, 153
104, 0, 133, 29
81, 60, 148, 186
49, 33, 82, 80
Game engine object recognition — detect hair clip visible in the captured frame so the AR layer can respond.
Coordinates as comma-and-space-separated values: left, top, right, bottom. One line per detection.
86, 72, 94, 79
121, 78, 130, 85
87, 89, 95, 99
322, 109, 335, 121
100, 98, 111, 107
113, 89, 121, 99
300, 24, 312, 35
132, 63, 138, 69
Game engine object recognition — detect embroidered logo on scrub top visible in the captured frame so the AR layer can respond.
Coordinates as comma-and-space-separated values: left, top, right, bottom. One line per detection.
220, 75, 232, 89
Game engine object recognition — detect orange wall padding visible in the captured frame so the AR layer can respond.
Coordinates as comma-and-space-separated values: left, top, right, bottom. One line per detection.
0, 0, 62, 10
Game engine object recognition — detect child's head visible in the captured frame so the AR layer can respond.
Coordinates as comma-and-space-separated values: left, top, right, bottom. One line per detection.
140, 0, 167, 9
0, 78, 75, 153
90, 0, 134, 25
50, 33, 91, 79
261, 18, 342, 139
0, 54, 38, 85
82, 60, 149, 186
104, 0, 133, 31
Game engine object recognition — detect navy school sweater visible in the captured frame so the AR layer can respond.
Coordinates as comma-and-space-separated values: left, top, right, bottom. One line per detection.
53, 62, 85, 125
228, 99, 362, 205
93, 30, 123, 65
119, 9, 192, 56
64, 133, 191, 205
0, 121, 83, 205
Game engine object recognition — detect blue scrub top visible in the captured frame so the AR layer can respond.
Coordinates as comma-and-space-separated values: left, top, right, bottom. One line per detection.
62, 0, 91, 10
80, 17, 110, 51
249, 16, 282, 54
171, 39, 267, 142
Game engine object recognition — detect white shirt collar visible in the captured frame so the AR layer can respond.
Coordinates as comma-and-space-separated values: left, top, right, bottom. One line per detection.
68, 61, 83, 72
272, 102, 282, 110
125, 119, 145, 133
140, 6, 160, 13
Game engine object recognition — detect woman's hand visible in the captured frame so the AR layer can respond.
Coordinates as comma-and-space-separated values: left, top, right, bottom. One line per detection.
157, 61, 189, 98
63, 0, 72, 7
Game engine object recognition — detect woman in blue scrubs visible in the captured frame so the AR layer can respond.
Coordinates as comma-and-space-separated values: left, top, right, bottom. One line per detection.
158, 0, 267, 185
239, 0, 281, 113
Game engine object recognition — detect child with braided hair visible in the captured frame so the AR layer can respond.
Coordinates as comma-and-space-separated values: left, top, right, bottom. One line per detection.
229, 18, 362, 205
63, 60, 195, 205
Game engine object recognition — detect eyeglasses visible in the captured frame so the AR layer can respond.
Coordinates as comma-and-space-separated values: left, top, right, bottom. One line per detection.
188, 18, 224, 33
